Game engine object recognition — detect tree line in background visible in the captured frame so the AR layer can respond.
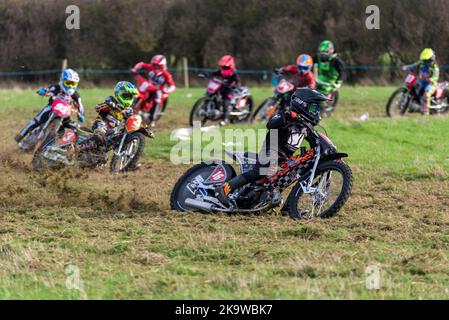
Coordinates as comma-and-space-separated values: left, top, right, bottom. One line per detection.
1, 0, 449, 84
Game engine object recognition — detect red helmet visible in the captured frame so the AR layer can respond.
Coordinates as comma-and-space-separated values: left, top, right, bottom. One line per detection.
218, 55, 235, 77
151, 54, 167, 70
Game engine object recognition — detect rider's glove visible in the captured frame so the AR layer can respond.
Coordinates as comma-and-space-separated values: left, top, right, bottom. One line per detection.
332, 82, 342, 90
36, 88, 47, 96
123, 107, 134, 118
77, 113, 86, 123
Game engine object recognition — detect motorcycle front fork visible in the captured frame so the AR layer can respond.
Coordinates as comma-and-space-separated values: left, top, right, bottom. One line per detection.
114, 132, 127, 156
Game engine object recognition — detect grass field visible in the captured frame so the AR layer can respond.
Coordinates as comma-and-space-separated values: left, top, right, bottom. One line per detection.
1, 86, 449, 299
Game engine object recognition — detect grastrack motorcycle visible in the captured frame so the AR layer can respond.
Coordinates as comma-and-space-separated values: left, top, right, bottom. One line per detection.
17, 92, 83, 152
32, 100, 153, 173
189, 74, 253, 126
251, 78, 296, 124
386, 71, 449, 117
316, 80, 339, 118
171, 110, 353, 219
133, 82, 169, 126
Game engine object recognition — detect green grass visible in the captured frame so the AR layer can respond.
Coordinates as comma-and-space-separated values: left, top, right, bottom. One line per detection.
1, 86, 449, 299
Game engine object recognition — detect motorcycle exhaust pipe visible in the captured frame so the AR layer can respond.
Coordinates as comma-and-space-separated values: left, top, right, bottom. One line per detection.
185, 198, 214, 211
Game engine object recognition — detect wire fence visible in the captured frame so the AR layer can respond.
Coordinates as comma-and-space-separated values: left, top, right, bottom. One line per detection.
1, 65, 449, 86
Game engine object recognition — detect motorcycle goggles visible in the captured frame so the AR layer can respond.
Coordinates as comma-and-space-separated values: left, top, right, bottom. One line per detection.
63, 80, 78, 88
308, 103, 321, 114
297, 65, 311, 73
120, 92, 135, 100
319, 53, 331, 61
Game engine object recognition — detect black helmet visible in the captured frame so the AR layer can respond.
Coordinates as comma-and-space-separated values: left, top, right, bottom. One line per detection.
290, 88, 329, 126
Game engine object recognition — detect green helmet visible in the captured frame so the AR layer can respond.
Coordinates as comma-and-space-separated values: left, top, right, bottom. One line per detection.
318, 40, 335, 62
114, 81, 138, 109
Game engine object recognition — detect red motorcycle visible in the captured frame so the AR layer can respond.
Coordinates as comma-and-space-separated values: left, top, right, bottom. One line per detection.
251, 78, 296, 123
189, 74, 253, 126
386, 71, 449, 117
132, 68, 168, 126
32, 96, 74, 155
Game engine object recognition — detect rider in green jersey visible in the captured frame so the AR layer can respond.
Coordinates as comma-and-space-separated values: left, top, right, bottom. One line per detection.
313, 40, 345, 95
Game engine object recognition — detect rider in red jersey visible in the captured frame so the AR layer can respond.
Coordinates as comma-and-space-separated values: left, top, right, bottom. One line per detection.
131, 54, 176, 127
279, 54, 316, 89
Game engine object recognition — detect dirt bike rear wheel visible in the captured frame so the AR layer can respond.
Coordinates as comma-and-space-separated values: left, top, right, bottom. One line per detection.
170, 163, 236, 212
439, 92, 449, 114
232, 96, 253, 123
110, 132, 145, 173
153, 102, 165, 122
288, 160, 352, 219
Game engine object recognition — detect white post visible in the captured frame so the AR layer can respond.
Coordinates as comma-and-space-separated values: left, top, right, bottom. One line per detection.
62, 58, 68, 71
183, 57, 189, 90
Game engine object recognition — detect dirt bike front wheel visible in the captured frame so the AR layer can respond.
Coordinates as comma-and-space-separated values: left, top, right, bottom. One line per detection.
189, 97, 210, 127
321, 91, 339, 118
18, 127, 40, 152
153, 103, 164, 122
287, 160, 353, 219
110, 132, 145, 173
251, 97, 278, 124
31, 119, 63, 171
386, 88, 410, 118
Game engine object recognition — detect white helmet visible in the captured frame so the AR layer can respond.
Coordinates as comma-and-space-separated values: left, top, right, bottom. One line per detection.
60, 69, 80, 96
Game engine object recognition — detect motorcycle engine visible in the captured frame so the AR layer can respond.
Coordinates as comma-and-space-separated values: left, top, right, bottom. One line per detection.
235, 187, 282, 210
234, 186, 261, 209
208, 109, 222, 120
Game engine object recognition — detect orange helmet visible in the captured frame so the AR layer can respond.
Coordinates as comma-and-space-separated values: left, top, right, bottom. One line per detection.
218, 55, 235, 77
151, 54, 167, 70
296, 54, 313, 74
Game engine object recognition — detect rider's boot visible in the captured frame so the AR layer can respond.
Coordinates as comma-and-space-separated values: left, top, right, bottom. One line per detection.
289, 209, 309, 220
15, 119, 38, 143
219, 101, 230, 126
421, 94, 431, 115
14, 134, 24, 143
214, 175, 250, 207
214, 182, 232, 207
